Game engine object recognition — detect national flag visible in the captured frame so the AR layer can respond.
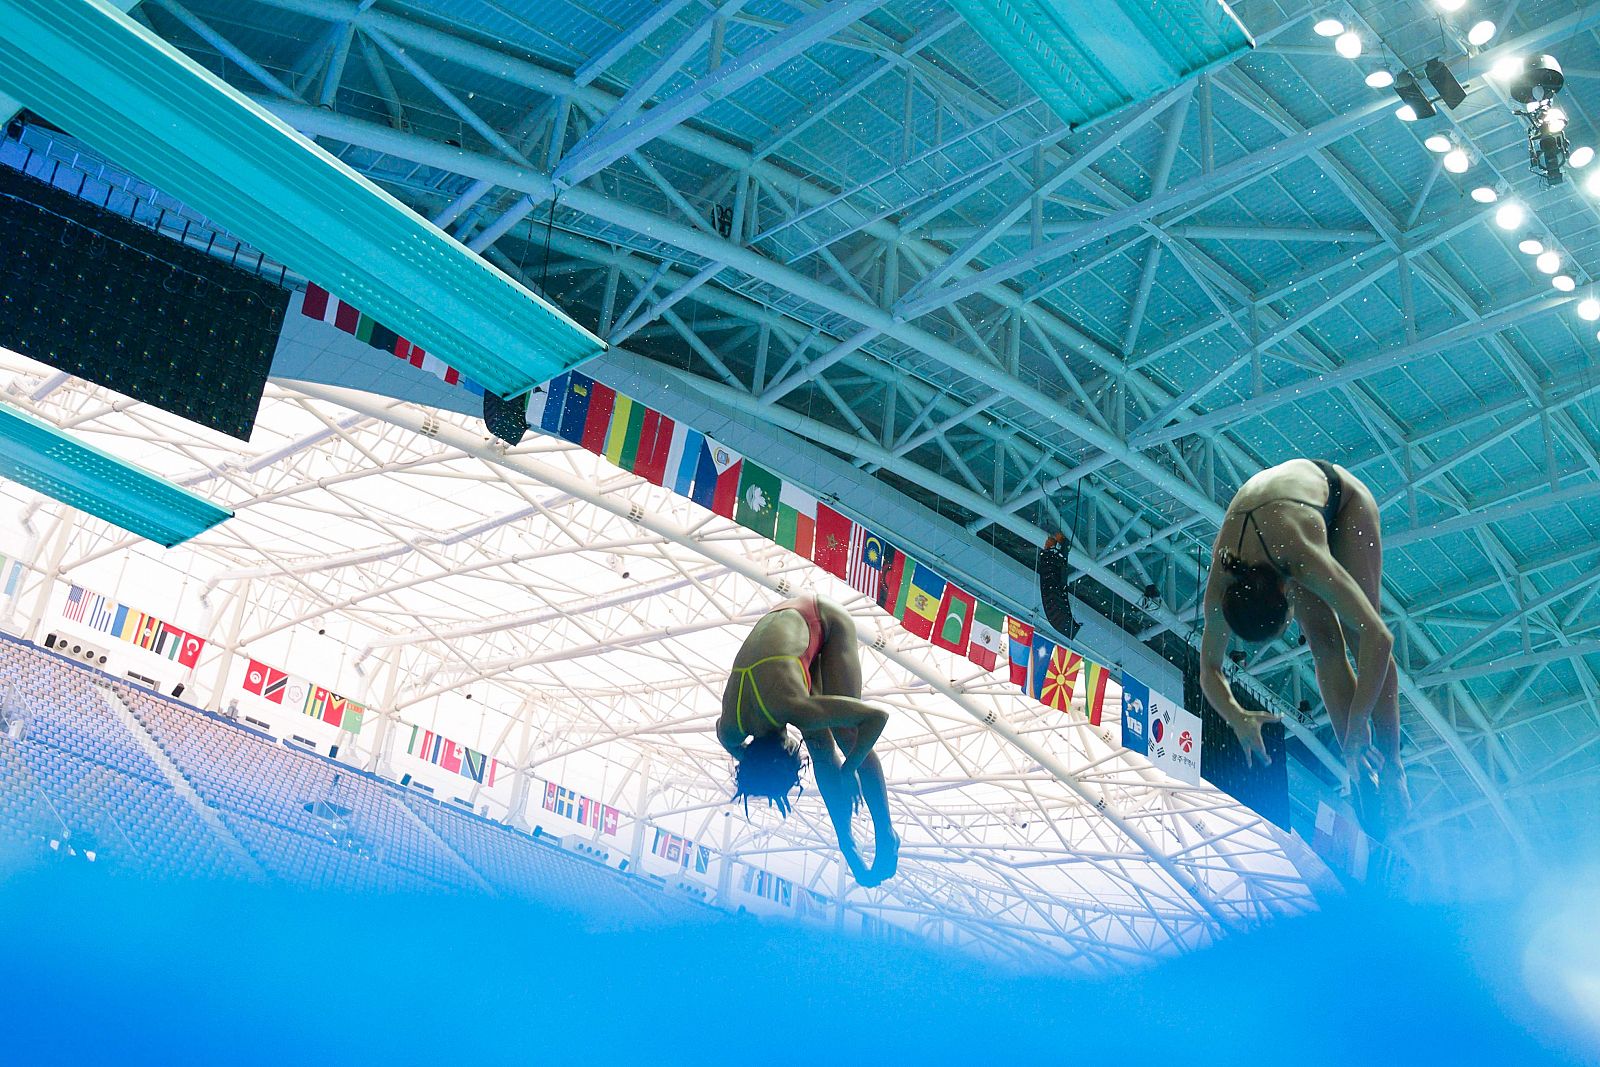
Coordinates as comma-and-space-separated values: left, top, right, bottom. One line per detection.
931, 583, 976, 656
462, 747, 491, 784
300, 282, 337, 323
733, 459, 782, 538
339, 702, 366, 734
134, 613, 162, 651
603, 394, 646, 471
694, 845, 711, 874
86, 593, 115, 634
244, 659, 288, 703
845, 527, 884, 599
396, 338, 426, 369
579, 381, 616, 455
542, 780, 558, 812
111, 605, 131, 640
157, 622, 185, 660
877, 544, 908, 617
117, 608, 144, 644
901, 563, 946, 640
333, 298, 361, 334
556, 372, 594, 444
304, 686, 331, 722
320, 692, 349, 729
602, 806, 619, 837
967, 602, 1005, 671
526, 374, 566, 434
438, 737, 464, 775
1006, 617, 1034, 687
1, 560, 20, 599
63, 584, 87, 622
1039, 647, 1083, 711
352, 311, 376, 346
690, 438, 742, 517
812, 504, 853, 579
774, 482, 818, 558
633, 409, 675, 486
1029, 633, 1057, 702
1083, 660, 1111, 725
667, 425, 704, 498
369, 322, 400, 355
177, 632, 205, 669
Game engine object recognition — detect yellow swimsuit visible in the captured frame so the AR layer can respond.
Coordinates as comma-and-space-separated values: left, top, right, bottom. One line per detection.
731, 655, 812, 735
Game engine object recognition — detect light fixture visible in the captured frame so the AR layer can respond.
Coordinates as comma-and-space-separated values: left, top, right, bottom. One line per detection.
1366, 69, 1396, 89
1571, 145, 1596, 168
1495, 201, 1525, 229
1444, 147, 1471, 173
1520, 237, 1545, 255
1335, 31, 1362, 59
1471, 185, 1498, 203
1314, 17, 1345, 37
1436, 0, 1466, 11
1490, 55, 1526, 82
1543, 106, 1569, 134
1511, 54, 1565, 104
1538, 249, 1562, 273
1468, 20, 1497, 46
1553, 274, 1576, 292
0, 401, 232, 547
1396, 105, 1419, 122
1587, 169, 1600, 196
1579, 297, 1600, 321
1425, 133, 1453, 153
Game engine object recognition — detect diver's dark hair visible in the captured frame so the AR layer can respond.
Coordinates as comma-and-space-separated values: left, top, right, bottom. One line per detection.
732, 732, 807, 817
1219, 552, 1289, 644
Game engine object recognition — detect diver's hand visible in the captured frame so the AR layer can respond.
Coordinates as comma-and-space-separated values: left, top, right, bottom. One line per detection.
1226, 707, 1279, 767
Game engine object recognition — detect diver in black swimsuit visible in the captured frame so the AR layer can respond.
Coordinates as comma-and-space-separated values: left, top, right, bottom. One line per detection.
1199, 459, 1409, 836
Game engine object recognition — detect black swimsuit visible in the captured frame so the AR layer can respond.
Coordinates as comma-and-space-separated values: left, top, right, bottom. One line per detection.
1233, 460, 1345, 573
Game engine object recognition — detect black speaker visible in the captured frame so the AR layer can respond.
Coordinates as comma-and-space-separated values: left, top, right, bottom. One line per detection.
171, 683, 185, 699
43, 633, 58, 649
0, 165, 288, 440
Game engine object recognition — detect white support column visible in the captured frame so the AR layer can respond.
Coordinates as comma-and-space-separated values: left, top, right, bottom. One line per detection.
628, 753, 651, 874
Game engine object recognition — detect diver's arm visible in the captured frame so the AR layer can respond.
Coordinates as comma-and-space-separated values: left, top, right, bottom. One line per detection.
1294, 556, 1394, 749
1200, 574, 1277, 766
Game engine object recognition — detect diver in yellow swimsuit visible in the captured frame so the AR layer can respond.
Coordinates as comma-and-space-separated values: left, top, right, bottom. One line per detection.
716, 594, 898, 887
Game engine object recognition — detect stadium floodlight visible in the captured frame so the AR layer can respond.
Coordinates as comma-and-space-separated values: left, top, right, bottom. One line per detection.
1443, 146, 1470, 173
1470, 186, 1498, 202
1537, 249, 1562, 274
0, 0, 606, 401
1580, 297, 1600, 321
1494, 201, 1525, 229
0, 401, 230, 547
1335, 31, 1362, 59
1314, 18, 1345, 37
1552, 274, 1576, 292
1520, 238, 1545, 255
1468, 20, 1496, 46
1425, 133, 1453, 153
1366, 69, 1395, 88
1570, 145, 1595, 168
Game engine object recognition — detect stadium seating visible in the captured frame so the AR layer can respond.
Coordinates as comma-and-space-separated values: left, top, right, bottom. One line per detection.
0, 633, 716, 923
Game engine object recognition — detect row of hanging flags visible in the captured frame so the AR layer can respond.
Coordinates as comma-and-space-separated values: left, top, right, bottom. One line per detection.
240, 655, 502, 788
61, 584, 206, 667
290, 284, 1118, 723
522, 367, 1117, 725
